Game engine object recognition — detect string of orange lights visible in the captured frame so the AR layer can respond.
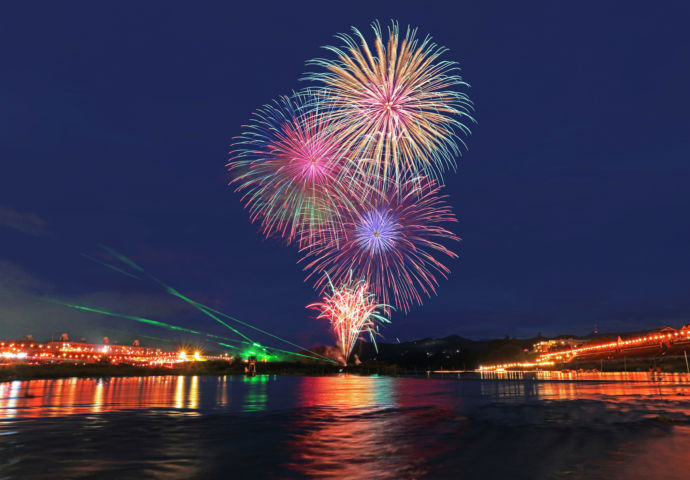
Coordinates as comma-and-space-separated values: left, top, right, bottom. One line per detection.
479, 326, 690, 372
0, 340, 229, 367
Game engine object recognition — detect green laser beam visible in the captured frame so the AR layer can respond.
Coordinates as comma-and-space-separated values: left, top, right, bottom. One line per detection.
46, 296, 315, 361
85, 248, 257, 344
159, 282, 255, 343
96, 245, 256, 343
216, 342, 323, 362
190, 300, 336, 363
81, 252, 245, 339
147, 272, 333, 362
45, 299, 258, 349
48, 299, 203, 335
160, 280, 336, 363
98, 244, 143, 272
155, 278, 334, 362
253, 345, 325, 362
216, 342, 243, 351
81, 254, 140, 280
98, 245, 336, 363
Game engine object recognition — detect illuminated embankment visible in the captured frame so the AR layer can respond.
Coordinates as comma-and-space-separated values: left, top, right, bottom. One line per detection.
479, 325, 690, 372
0, 339, 229, 367
477, 361, 555, 372
539, 328, 690, 363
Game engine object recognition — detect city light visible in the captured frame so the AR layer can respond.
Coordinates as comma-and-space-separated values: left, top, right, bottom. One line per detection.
0, 338, 231, 367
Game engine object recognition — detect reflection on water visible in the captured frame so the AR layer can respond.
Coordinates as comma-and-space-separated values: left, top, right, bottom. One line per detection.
216, 375, 229, 407
7, 372, 688, 420
287, 375, 458, 479
289, 376, 397, 478
482, 369, 690, 384
0, 376, 208, 418
242, 374, 269, 412
0, 374, 280, 418
478, 370, 690, 401
1, 373, 690, 479
296, 374, 395, 409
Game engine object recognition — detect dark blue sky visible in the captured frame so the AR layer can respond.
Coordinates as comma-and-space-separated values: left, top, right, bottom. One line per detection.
1, 1, 689, 349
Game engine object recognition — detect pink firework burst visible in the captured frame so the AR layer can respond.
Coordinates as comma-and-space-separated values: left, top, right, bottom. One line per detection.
307, 276, 389, 364
228, 91, 364, 246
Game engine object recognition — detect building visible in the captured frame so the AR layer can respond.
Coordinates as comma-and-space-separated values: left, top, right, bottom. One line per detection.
533, 338, 582, 353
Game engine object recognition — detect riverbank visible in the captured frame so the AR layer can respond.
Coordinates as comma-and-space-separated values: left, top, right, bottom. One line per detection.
553, 355, 690, 373
0, 361, 409, 381
6, 358, 689, 382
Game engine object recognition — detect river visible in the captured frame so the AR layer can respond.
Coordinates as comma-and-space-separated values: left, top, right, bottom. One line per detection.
1, 373, 689, 479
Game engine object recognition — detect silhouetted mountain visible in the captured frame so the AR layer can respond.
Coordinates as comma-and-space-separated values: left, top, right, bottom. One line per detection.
348, 335, 535, 370
306, 325, 690, 369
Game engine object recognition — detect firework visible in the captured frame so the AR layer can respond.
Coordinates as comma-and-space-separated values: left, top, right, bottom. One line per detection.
228, 91, 365, 246
304, 20, 474, 184
224, 22, 472, 348
301, 176, 458, 313
307, 275, 389, 363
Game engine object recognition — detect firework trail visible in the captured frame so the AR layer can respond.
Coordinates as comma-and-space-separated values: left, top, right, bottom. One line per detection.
304, 20, 474, 185
228, 91, 368, 247
307, 275, 389, 364
301, 176, 458, 313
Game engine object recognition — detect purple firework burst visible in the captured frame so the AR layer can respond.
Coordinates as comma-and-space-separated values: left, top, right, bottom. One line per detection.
301, 176, 458, 313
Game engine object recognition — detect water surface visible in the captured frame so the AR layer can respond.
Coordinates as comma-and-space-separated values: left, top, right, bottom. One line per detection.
1, 373, 689, 479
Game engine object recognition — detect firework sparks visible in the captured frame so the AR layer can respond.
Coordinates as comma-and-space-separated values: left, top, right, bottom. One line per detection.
301, 176, 458, 313
307, 276, 389, 364
305, 20, 474, 184
224, 22, 473, 346
228, 91, 365, 246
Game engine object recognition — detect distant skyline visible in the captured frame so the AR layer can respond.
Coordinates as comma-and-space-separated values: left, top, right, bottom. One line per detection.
2, 1, 690, 348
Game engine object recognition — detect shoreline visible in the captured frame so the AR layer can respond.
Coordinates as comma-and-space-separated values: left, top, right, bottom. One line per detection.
4, 362, 690, 383
0, 361, 409, 382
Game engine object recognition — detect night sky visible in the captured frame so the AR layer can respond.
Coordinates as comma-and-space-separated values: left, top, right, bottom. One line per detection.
2, 2, 690, 350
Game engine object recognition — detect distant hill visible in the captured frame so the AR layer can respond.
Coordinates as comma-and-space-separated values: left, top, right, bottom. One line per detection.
309, 325, 688, 369
307, 335, 535, 370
